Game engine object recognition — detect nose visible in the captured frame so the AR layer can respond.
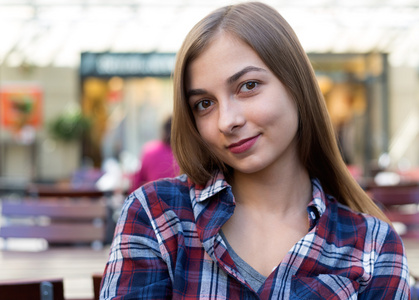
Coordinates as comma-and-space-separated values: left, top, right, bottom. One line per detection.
218, 98, 245, 134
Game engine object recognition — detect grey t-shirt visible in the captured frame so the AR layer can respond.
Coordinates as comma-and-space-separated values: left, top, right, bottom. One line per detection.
219, 230, 267, 292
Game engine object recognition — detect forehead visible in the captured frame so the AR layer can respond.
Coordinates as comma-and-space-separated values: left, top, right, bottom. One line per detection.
185, 33, 267, 87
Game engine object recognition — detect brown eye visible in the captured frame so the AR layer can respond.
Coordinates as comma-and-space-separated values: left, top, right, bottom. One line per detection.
202, 100, 211, 108
240, 81, 258, 92
245, 82, 256, 90
196, 99, 214, 111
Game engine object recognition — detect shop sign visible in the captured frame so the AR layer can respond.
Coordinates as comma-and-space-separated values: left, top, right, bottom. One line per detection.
80, 52, 176, 78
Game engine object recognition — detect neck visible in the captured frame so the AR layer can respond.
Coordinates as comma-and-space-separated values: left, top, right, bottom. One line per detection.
231, 161, 312, 216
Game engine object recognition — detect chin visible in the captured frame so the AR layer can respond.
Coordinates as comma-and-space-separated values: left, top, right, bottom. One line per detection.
232, 163, 267, 175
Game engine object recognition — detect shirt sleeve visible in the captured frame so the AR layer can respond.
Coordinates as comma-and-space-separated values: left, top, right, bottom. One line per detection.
359, 224, 411, 299
99, 193, 172, 299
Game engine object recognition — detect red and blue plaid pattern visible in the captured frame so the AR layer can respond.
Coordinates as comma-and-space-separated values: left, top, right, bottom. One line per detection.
100, 173, 410, 299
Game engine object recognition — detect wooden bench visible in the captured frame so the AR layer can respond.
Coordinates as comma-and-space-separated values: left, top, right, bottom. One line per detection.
369, 185, 419, 239
0, 198, 107, 248
26, 183, 110, 198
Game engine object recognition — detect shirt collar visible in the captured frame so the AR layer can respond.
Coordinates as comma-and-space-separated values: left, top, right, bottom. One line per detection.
189, 173, 329, 231
188, 171, 235, 245
307, 178, 328, 230
191, 173, 328, 207
190, 170, 231, 203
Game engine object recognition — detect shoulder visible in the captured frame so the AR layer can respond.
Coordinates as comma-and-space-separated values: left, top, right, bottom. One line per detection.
129, 175, 194, 220
133, 175, 189, 199
332, 204, 410, 297
327, 198, 402, 251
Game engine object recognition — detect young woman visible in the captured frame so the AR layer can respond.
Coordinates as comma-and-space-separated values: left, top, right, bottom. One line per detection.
100, 2, 410, 299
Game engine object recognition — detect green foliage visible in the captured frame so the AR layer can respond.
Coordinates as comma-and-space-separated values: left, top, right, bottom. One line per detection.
48, 110, 90, 142
11, 96, 34, 114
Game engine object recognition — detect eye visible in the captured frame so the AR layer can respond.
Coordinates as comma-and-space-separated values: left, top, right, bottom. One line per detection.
194, 99, 214, 111
240, 81, 258, 92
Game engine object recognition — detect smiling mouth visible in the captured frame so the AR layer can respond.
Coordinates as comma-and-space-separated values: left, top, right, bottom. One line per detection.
228, 134, 260, 154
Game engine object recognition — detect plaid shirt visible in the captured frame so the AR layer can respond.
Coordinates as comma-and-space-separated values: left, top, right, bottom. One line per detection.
100, 173, 410, 299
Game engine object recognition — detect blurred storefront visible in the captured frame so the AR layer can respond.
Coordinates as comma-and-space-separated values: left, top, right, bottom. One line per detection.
79, 52, 175, 170
310, 52, 389, 176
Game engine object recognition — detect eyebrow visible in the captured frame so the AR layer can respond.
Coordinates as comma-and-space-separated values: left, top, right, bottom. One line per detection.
186, 65, 266, 99
186, 88, 207, 99
227, 66, 267, 85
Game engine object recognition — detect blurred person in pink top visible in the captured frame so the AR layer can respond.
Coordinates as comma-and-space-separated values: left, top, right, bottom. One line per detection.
130, 116, 179, 192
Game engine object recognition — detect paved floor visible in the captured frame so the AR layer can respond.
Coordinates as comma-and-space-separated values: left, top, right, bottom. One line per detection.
0, 239, 110, 299
0, 238, 418, 299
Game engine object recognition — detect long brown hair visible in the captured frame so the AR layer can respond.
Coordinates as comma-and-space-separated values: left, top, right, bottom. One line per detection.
172, 2, 389, 223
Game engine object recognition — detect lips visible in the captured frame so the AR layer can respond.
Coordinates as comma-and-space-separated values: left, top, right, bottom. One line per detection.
228, 134, 260, 154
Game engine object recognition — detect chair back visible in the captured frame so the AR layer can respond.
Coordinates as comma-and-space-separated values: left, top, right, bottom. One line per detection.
0, 278, 64, 300
92, 273, 103, 300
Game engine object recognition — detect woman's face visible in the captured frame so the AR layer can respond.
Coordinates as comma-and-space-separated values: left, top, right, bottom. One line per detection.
185, 33, 300, 177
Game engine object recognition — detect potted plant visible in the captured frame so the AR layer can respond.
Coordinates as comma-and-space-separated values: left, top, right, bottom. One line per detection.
48, 108, 90, 142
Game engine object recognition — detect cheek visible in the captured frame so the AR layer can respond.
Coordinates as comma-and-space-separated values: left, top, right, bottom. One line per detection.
196, 121, 216, 145
252, 103, 286, 126
260, 100, 299, 132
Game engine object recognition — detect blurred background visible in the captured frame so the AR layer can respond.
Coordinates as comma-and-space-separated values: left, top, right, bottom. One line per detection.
0, 0, 419, 299
0, 0, 418, 187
